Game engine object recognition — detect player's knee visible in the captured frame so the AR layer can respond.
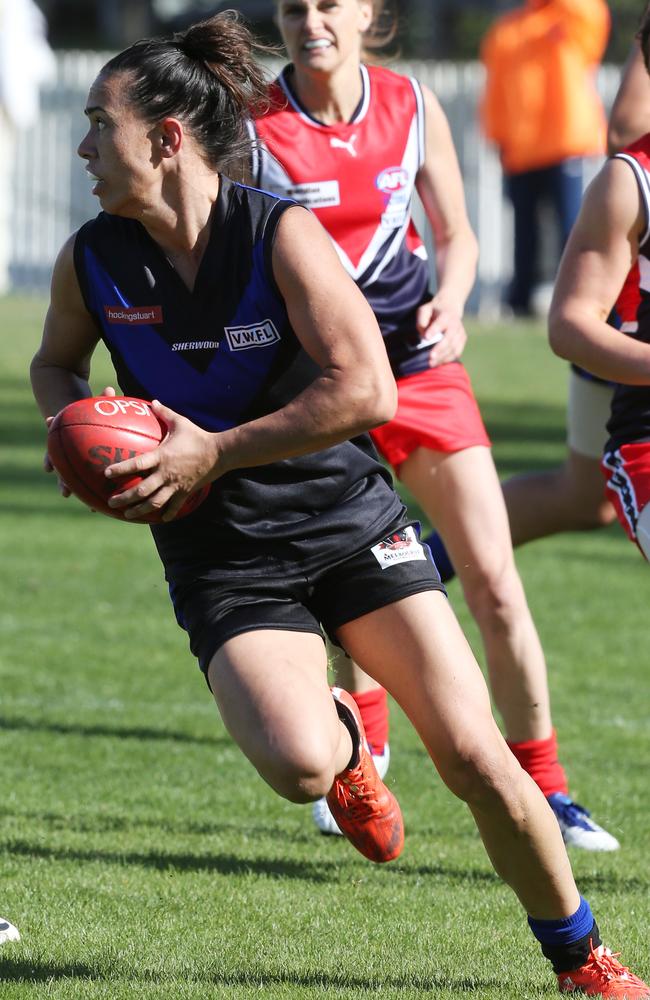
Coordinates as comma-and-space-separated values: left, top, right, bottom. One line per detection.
586, 499, 617, 530
562, 461, 616, 529
264, 740, 337, 804
438, 736, 523, 815
570, 490, 616, 530
462, 562, 524, 634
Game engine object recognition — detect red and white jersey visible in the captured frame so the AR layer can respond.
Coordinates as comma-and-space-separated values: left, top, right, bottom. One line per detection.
606, 135, 650, 448
251, 64, 433, 378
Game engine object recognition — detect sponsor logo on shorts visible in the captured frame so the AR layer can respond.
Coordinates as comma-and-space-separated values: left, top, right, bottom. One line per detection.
104, 305, 163, 325
371, 525, 427, 569
225, 320, 281, 351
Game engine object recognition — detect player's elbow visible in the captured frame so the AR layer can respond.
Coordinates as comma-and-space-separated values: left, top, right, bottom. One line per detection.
606, 124, 625, 157
371, 376, 398, 427
364, 371, 397, 430
547, 304, 576, 361
607, 121, 638, 157
29, 350, 52, 392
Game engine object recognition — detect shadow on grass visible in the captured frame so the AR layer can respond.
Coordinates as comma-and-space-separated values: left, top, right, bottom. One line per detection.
388, 861, 501, 886
0, 956, 509, 992
8, 836, 645, 896
4, 840, 334, 882
0, 714, 223, 747
0, 805, 309, 842
209, 968, 509, 993
390, 860, 650, 895
0, 957, 101, 983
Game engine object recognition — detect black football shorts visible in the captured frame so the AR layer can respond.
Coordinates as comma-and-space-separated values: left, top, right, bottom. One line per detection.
170, 517, 444, 676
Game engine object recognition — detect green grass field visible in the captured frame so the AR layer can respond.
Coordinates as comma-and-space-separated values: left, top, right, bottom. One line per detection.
1, 296, 649, 999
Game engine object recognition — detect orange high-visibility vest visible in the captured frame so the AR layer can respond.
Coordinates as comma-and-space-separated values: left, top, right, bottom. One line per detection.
480, 0, 610, 173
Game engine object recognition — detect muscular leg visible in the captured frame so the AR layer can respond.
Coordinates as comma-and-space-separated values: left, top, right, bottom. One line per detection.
503, 448, 616, 547
329, 647, 382, 694
400, 445, 551, 742
337, 591, 579, 918
318, 643, 390, 836
424, 372, 616, 560
206, 630, 352, 802
503, 372, 616, 546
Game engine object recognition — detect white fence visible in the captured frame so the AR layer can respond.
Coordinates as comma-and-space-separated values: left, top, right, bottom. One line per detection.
5, 54, 624, 313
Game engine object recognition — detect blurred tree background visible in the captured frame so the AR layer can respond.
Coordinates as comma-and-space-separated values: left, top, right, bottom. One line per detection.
36, 0, 645, 63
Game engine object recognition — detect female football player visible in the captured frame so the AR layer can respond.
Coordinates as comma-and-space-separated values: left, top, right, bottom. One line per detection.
252, 0, 618, 852
550, 7, 650, 567
29, 11, 647, 995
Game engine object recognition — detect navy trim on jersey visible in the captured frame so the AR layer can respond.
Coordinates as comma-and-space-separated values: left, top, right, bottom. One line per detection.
614, 152, 650, 246
279, 64, 370, 126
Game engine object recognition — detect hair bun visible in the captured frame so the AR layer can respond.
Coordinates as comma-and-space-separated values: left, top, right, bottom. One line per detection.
173, 32, 205, 61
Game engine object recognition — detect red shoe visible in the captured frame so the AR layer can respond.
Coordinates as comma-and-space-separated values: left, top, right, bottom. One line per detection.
557, 941, 650, 996
326, 688, 404, 864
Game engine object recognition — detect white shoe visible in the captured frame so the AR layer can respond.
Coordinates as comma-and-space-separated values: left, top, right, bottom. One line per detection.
0, 917, 20, 944
313, 744, 391, 836
547, 793, 620, 852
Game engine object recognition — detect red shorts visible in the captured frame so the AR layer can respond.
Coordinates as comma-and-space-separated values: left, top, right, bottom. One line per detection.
602, 442, 650, 546
370, 363, 491, 473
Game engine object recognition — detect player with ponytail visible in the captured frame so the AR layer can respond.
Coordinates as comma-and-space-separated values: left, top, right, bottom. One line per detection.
30, 12, 649, 996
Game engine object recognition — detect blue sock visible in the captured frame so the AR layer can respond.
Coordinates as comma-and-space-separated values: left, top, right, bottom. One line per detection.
528, 897, 600, 973
422, 530, 456, 583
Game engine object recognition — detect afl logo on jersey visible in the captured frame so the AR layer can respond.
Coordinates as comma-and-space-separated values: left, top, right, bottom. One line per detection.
376, 167, 409, 194
225, 319, 281, 351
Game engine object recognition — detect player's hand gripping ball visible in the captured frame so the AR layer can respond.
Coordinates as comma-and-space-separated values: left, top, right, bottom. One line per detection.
47, 396, 210, 523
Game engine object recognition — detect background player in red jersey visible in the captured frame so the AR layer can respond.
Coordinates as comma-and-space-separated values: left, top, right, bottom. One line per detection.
550, 7, 650, 565
427, 12, 650, 578
496, 20, 650, 552
256, 0, 618, 851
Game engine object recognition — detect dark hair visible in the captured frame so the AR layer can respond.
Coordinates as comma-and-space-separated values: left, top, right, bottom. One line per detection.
101, 10, 276, 173
637, 3, 650, 72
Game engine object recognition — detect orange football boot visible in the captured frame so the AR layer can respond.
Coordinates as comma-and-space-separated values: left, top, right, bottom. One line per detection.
326, 688, 404, 863
557, 941, 650, 997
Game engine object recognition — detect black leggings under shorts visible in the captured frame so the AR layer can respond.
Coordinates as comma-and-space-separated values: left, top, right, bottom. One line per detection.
169, 519, 444, 677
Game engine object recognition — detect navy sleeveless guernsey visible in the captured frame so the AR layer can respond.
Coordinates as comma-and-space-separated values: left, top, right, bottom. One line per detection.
73, 176, 403, 583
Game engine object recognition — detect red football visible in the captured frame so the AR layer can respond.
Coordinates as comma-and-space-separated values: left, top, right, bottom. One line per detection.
47, 396, 210, 523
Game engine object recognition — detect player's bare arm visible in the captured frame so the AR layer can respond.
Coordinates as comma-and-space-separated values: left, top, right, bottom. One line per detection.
30, 233, 102, 492
30, 233, 101, 421
267, 206, 397, 439
414, 86, 478, 366
105, 207, 397, 521
549, 157, 650, 384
